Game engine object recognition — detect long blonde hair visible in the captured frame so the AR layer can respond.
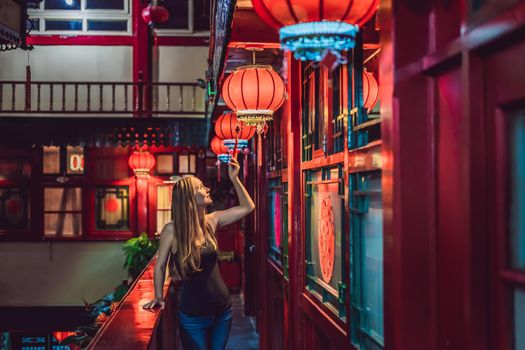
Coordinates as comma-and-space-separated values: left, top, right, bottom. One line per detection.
170, 176, 218, 280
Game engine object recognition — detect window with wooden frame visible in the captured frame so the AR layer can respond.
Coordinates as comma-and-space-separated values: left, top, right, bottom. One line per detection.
304, 165, 346, 319
95, 185, 129, 231
0, 149, 32, 235
178, 153, 197, 174
156, 183, 173, 234
267, 177, 287, 268
28, 0, 131, 35
0, 188, 30, 232
349, 170, 384, 349
44, 187, 83, 237
330, 64, 348, 154
43, 146, 85, 176
348, 42, 381, 150
156, 0, 210, 34
504, 111, 525, 349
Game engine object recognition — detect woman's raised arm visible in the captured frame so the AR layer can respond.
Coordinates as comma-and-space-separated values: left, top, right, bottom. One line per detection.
209, 158, 255, 229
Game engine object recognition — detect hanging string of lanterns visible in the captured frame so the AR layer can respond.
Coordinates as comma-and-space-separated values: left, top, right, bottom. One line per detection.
215, 112, 256, 177
221, 49, 287, 166
251, 0, 379, 64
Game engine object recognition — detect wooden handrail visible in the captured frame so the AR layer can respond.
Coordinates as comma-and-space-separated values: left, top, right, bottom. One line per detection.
0, 80, 205, 116
87, 256, 179, 350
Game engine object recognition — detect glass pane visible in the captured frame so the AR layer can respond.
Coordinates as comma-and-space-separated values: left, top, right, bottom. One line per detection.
268, 189, 282, 257
85, 0, 125, 9
45, 0, 81, 10
95, 186, 129, 230
189, 154, 197, 174
87, 20, 128, 31
510, 113, 525, 271
179, 155, 189, 173
66, 146, 84, 175
45, 19, 82, 31
308, 171, 342, 293
159, 0, 189, 30
362, 174, 384, 342
28, 18, 39, 31
44, 187, 82, 211
44, 213, 82, 237
0, 188, 30, 230
156, 154, 174, 175
515, 289, 525, 350
157, 184, 173, 210
157, 210, 171, 235
43, 146, 60, 174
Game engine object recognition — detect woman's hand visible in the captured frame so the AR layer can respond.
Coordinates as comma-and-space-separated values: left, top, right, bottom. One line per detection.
228, 158, 240, 181
142, 298, 166, 310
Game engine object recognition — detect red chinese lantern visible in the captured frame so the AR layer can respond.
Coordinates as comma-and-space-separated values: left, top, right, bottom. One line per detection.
221, 52, 286, 166
142, 1, 169, 27
128, 148, 155, 177
252, 0, 379, 63
362, 70, 379, 111
104, 198, 119, 213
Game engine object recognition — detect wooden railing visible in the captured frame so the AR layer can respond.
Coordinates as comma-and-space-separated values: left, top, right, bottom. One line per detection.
0, 76, 205, 117
87, 257, 180, 350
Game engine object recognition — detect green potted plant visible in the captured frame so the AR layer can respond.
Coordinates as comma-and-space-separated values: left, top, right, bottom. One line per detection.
123, 232, 159, 280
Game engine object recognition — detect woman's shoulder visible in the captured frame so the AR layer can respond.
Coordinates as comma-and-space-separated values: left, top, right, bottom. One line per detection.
160, 221, 175, 237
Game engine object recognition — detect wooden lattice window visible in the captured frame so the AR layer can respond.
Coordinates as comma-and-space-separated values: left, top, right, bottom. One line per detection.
0, 188, 30, 231
304, 165, 346, 319
95, 186, 129, 231
44, 187, 82, 237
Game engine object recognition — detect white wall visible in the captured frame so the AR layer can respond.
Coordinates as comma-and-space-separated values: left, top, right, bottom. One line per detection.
158, 46, 208, 82
0, 242, 129, 306
0, 46, 132, 81
156, 46, 208, 116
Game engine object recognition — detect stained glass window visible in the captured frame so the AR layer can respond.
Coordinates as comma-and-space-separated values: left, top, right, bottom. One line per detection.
305, 166, 345, 318
44, 187, 82, 237
95, 186, 129, 231
0, 188, 30, 231
350, 171, 384, 349
157, 184, 173, 234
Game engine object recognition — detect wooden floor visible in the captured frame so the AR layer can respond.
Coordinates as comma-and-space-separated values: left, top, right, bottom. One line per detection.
226, 294, 259, 350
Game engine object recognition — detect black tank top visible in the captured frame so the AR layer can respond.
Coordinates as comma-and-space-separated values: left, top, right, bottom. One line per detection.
175, 242, 232, 316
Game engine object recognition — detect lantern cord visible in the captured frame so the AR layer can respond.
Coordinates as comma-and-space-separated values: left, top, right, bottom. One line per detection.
217, 161, 221, 182
257, 133, 262, 167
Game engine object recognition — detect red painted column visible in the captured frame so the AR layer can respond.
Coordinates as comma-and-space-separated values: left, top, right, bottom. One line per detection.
136, 177, 149, 234
285, 51, 303, 350
132, 0, 151, 116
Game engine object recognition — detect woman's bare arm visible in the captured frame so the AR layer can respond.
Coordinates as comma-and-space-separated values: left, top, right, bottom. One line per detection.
143, 222, 175, 309
209, 158, 255, 229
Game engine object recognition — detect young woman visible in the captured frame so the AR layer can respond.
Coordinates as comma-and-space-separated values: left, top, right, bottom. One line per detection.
142, 158, 255, 350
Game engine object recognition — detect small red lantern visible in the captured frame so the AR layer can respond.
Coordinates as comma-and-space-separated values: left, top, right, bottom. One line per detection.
128, 148, 155, 177
363, 71, 379, 111
215, 112, 255, 141
142, 1, 169, 28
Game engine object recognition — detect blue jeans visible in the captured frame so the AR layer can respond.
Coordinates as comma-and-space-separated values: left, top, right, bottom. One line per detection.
178, 307, 233, 350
